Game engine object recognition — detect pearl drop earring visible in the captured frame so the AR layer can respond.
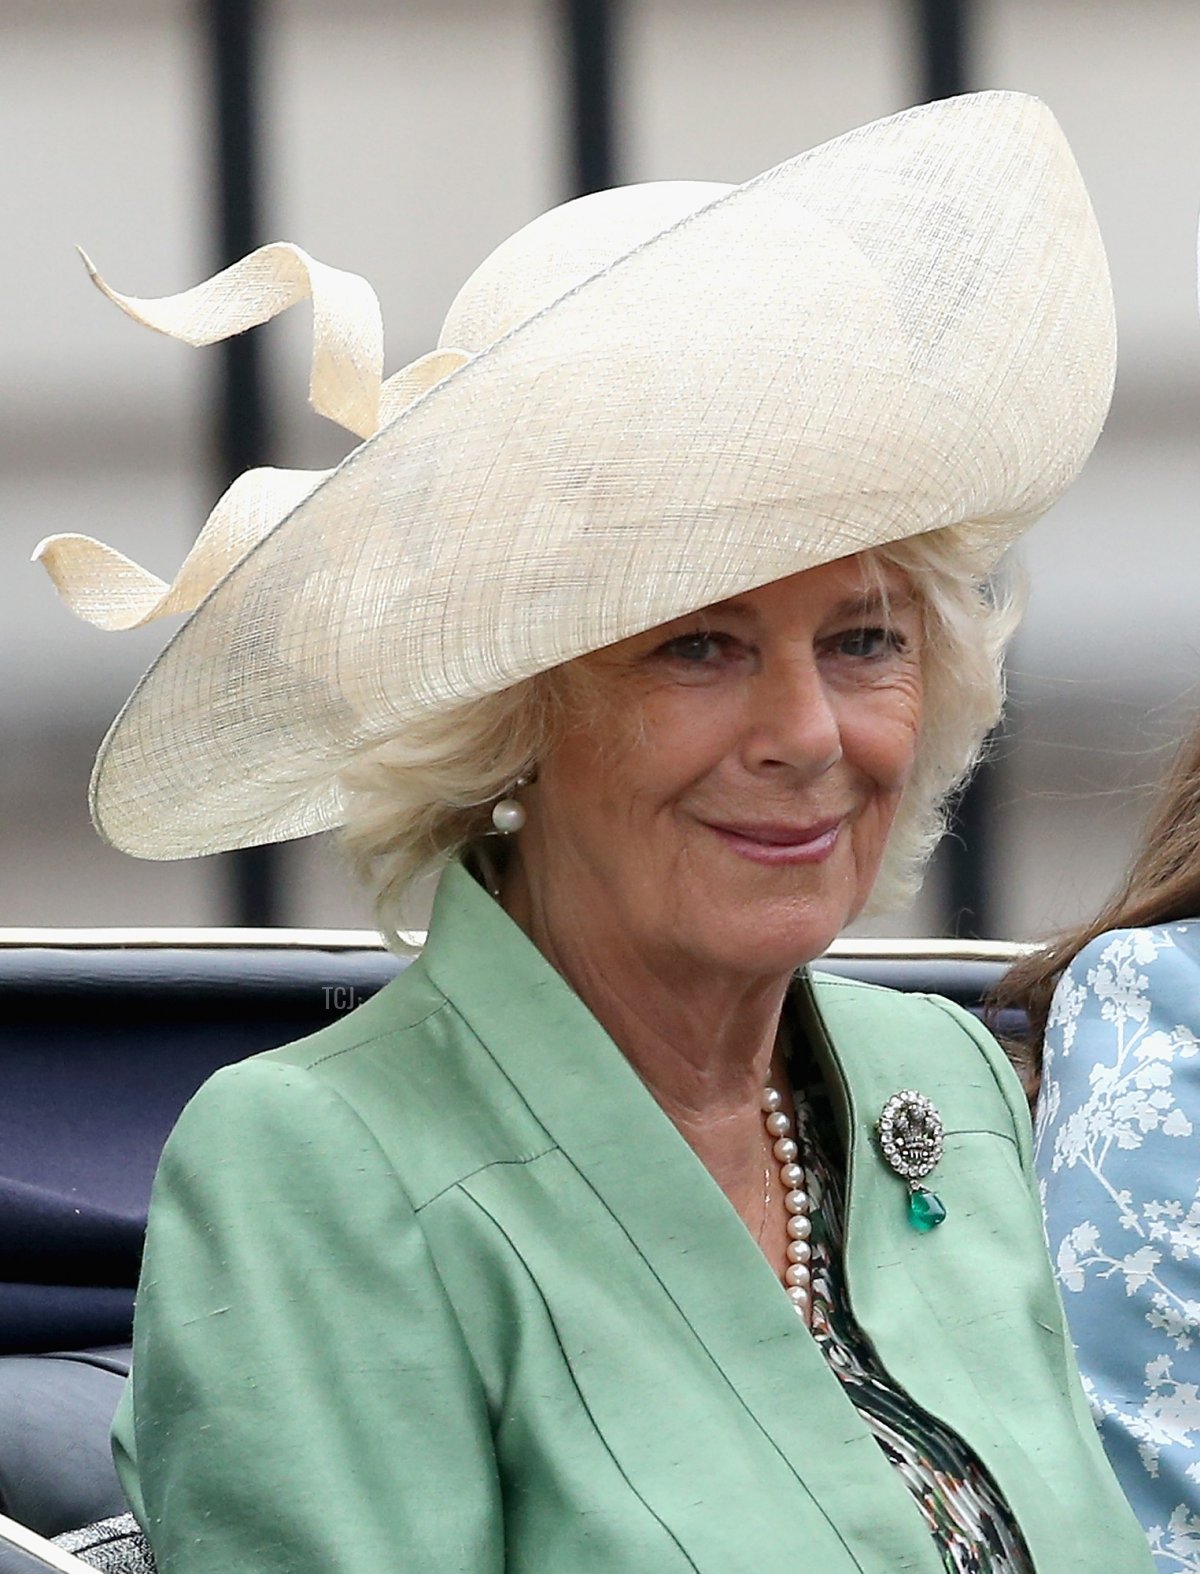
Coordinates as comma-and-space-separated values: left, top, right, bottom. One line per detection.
491, 775, 531, 834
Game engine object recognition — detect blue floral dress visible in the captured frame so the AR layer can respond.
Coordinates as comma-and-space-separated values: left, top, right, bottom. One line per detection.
1037, 923, 1200, 1573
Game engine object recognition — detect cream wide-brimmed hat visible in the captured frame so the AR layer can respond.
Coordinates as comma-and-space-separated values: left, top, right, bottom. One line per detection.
37, 90, 1115, 860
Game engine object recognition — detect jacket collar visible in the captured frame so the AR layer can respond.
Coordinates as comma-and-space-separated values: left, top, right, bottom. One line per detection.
418, 862, 943, 1570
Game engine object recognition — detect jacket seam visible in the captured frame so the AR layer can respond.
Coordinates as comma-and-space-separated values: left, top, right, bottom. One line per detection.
461, 1160, 862, 1567
920, 993, 1029, 1153
456, 1185, 702, 1573
287, 1019, 558, 1209
302, 999, 450, 1069
249, 1055, 493, 1398
417, 1148, 559, 1213
808, 974, 892, 995
418, 982, 569, 1149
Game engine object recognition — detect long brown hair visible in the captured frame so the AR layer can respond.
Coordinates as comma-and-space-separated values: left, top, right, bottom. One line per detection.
995, 723, 1200, 1100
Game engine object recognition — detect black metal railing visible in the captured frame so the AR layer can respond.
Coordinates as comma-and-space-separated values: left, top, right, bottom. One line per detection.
204, 0, 284, 927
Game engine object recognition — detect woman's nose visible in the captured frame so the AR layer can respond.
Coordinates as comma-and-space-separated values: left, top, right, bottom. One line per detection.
742, 652, 842, 779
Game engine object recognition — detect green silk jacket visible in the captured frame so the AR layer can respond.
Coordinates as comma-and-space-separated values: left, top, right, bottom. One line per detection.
113, 864, 1152, 1572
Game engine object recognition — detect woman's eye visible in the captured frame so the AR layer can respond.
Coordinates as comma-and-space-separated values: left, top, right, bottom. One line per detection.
659, 633, 729, 664
834, 626, 904, 660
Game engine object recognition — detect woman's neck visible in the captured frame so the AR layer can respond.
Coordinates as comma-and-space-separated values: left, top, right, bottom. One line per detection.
501, 857, 795, 1212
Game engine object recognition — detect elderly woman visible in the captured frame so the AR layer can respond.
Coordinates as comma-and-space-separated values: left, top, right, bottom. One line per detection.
39, 93, 1151, 1572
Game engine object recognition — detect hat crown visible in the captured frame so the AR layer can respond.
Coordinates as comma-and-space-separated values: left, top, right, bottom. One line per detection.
438, 180, 729, 353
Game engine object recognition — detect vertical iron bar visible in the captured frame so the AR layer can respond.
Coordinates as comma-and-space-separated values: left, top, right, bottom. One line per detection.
913, 0, 971, 104
562, 0, 620, 197
202, 0, 283, 926
912, 0, 995, 938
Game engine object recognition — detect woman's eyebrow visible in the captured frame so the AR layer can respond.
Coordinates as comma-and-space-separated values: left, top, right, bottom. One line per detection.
830, 588, 917, 619
689, 587, 917, 626
697, 598, 755, 618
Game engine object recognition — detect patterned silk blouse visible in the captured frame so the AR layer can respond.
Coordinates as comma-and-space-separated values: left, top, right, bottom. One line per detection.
793, 1066, 1034, 1574
1037, 923, 1200, 1574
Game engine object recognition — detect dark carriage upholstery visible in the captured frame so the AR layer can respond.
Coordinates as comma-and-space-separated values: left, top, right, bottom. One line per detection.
0, 936, 408, 1360
0, 928, 1027, 1570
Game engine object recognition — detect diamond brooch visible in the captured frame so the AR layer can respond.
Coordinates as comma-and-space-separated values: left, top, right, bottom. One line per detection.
876, 1089, 946, 1231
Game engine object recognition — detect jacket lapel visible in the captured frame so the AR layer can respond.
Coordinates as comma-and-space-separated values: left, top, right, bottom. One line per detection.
420, 865, 943, 1571
803, 975, 1098, 1565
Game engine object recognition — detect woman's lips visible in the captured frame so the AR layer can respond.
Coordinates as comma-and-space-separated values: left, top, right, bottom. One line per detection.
704, 816, 845, 866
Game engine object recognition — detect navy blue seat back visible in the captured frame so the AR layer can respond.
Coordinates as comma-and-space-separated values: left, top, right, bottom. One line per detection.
0, 941, 407, 1356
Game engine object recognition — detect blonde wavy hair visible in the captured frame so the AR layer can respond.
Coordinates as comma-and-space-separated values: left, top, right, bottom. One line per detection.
338, 528, 1019, 948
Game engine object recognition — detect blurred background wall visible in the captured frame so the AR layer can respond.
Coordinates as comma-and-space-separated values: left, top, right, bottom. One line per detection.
2, 0, 1198, 938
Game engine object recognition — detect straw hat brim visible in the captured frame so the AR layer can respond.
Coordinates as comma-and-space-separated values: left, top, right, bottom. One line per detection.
88, 90, 1115, 859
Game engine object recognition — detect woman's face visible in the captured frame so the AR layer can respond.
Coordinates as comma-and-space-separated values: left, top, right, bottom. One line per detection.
513, 555, 924, 981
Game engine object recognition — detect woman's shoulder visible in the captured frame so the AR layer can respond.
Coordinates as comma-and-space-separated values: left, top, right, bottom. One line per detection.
163, 956, 550, 1208
1058, 920, 1200, 986
1049, 921, 1200, 1046
807, 969, 997, 1050
1039, 922, 1200, 1159
806, 972, 1028, 1145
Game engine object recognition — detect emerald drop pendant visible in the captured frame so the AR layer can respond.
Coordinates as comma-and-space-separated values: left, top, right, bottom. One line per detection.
908, 1185, 946, 1232
878, 1091, 947, 1235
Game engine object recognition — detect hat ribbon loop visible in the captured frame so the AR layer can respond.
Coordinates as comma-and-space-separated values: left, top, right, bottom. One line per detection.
33, 245, 470, 629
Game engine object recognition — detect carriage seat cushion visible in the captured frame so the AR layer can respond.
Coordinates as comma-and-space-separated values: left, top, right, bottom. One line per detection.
0, 1351, 130, 1539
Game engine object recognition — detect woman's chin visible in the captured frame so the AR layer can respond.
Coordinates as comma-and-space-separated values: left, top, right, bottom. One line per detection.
679, 902, 852, 980
684, 848, 866, 973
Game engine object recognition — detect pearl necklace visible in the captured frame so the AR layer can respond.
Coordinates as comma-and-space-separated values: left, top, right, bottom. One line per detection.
762, 1086, 813, 1320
